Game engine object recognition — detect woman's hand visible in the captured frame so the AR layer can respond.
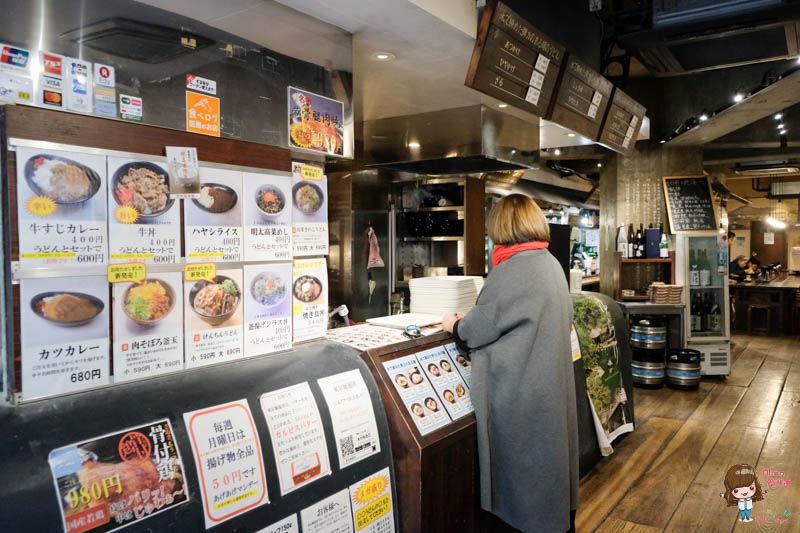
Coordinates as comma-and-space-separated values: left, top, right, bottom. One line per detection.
441, 312, 466, 333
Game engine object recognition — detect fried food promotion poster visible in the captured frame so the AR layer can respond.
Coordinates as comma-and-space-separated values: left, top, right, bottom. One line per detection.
291, 161, 329, 257
184, 268, 244, 368
184, 167, 244, 262
20, 275, 110, 400
107, 157, 181, 264
291, 257, 329, 343
47, 419, 188, 533
15, 146, 108, 267
243, 171, 293, 262
112, 271, 185, 381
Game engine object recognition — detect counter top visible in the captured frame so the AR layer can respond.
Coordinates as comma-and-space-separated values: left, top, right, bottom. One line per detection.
731, 273, 800, 290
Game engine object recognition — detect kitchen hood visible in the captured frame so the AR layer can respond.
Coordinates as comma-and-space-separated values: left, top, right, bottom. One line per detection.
363, 105, 539, 174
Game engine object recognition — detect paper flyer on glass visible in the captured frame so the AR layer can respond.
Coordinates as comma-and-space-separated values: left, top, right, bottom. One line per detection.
416, 346, 473, 420
288, 86, 344, 157
292, 257, 328, 343
15, 146, 108, 267
20, 275, 110, 400
443, 342, 472, 386
349, 468, 395, 533
184, 268, 244, 368
259, 382, 331, 495
112, 271, 184, 381
300, 489, 353, 533
184, 167, 244, 262
256, 514, 299, 533
183, 399, 269, 528
291, 161, 328, 257
107, 157, 180, 264
243, 171, 292, 261
383, 355, 451, 435
243, 263, 293, 357
317, 369, 381, 468
48, 419, 188, 533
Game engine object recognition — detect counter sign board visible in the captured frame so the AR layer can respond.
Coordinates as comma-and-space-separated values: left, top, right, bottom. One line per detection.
548, 56, 613, 140
465, 1, 565, 117
662, 175, 719, 234
597, 88, 646, 155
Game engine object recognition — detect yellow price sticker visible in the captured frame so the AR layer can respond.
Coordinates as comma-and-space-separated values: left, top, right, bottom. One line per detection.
115, 205, 140, 224
184, 263, 216, 282
26, 196, 57, 217
187, 252, 224, 258
20, 252, 76, 259
296, 163, 323, 181
111, 253, 154, 260
107, 263, 147, 284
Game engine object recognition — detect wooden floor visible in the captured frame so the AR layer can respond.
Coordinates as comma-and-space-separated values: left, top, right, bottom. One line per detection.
577, 334, 800, 533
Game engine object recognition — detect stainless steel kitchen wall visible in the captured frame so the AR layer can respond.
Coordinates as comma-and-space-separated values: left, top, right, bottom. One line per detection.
0, 0, 353, 157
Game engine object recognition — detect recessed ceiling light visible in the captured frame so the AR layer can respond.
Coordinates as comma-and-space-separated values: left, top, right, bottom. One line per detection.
407, 141, 420, 149
373, 52, 395, 61
554, 148, 562, 156
775, 113, 783, 120
733, 92, 745, 103
567, 133, 576, 138
699, 113, 709, 122
498, 103, 508, 108
597, 163, 602, 168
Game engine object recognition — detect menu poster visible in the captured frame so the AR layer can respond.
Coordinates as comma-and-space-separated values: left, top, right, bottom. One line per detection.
243, 263, 293, 357
48, 419, 188, 533
291, 161, 329, 257
15, 147, 108, 267
417, 347, 473, 420
317, 370, 381, 469
112, 271, 184, 381
260, 382, 332, 495
107, 157, 180, 264
292, 258, 329, 343
444, 342, 472, 386
288, 86, 345, 157
165, 146, 201, 198
185, 168, 244, 262
20, 275, 110, 400
256, 514, 299, 533
349, 468, 394, 533
243, 172, 293, 261
66, 57, 92, 113
300, 489, 353, 533
184, 400, 269, 528
184, 268, 244, 368
383, 355, 451, 435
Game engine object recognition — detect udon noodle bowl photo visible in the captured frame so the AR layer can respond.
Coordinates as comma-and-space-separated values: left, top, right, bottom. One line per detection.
293, 181, 323, 215
191, 277, 240, 326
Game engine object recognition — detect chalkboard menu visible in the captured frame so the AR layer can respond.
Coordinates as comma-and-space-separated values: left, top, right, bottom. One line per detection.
662, 175, 719, 234
548, 56, 614, 140
597, 88, 646, 155
465, 1, 565, 117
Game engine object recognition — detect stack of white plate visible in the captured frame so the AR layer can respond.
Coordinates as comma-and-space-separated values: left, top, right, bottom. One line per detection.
409, 276, 485, 315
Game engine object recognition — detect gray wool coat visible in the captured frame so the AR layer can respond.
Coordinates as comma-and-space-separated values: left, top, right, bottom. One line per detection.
455, 249, 579, 533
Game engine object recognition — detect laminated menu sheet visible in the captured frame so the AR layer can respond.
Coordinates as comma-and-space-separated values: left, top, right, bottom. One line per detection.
184, 167, 244, 262
292, 257, 328, 343
291, 161, 329, 257
243, 171, 293, 261
417, 346, 473, 420
383, 354, 451, 435
243, 263, 293, 357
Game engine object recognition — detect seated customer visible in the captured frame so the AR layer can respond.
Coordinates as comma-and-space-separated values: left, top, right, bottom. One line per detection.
729, 255, 748, 283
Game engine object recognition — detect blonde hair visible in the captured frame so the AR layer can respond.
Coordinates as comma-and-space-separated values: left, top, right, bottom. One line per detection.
488, 194, 550, 245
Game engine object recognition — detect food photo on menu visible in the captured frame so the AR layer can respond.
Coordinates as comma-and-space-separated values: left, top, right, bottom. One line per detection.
15, 146, 108, 266
384, 354, 452, 435
184, 168, 244, 262
112, 161, 173, 218
243, 172, 293, 261
112, 272, 185, 381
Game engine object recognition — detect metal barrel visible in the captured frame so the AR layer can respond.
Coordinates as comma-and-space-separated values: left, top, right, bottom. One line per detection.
666, 349, 701, 390
630, 324, 668, 349
631, 346, 665, 388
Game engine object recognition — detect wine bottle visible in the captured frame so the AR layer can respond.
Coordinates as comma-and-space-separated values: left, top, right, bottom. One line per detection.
635, 224, 644, 258
709, 294, 722, 333
691, 293, 703, 332
617, 224, 628, 258
627, 224, 635, 259
700, 249, 711, 286
689, 249, 699, 286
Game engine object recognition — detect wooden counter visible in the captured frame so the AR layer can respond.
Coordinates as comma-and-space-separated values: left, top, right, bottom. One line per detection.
730, 273, 800, 334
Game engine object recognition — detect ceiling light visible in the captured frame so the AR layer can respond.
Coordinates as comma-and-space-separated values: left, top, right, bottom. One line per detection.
777, 123, 786, 130
597, 163, 602, 168
659, 139, 666, 144
775, 113, 783, 120
699, 113, 709, 122
733, 92, 745, 103
554, 148, 562, 156
766, 216, 787, 229
498, 103, 508, 108
567, 133, 576, 138
407, 141, 420, 149
373, 52, 395, 61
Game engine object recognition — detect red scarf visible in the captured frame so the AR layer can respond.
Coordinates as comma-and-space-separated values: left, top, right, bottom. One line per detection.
492, 241, 549, 267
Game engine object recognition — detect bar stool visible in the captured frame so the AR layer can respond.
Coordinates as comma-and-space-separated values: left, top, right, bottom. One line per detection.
748, 304, 772, 336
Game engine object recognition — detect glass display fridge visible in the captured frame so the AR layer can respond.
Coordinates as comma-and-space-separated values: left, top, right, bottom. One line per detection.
676, 234, 731, 375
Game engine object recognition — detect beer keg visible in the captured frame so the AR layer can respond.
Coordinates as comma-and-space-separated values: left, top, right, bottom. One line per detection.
666, 349, 701, 390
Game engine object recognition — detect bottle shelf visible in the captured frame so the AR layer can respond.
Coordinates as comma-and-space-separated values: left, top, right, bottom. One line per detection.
620, 257, 673, 264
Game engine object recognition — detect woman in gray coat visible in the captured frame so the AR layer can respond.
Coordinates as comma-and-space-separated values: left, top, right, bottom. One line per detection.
442, 194, 579, 532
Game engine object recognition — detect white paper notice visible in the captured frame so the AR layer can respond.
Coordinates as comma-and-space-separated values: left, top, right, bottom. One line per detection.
292, 257, 329, 343
529, 70, 545, 90
185, 168, 244, 262
444, 342, 472, 386
300, 489, 353, 533
107, 157, 181, 263
592, 91, 603, 106
20, 275, 110, 400
15, 146, 108, 267
764, 232, 775, 245
535, 54, 550, 74
317, 370, 381, 468
256, 514, 299, 533
184, 399, 269, 528
65, 57, 92, 113
383, 355, 451, 435
588, 104, 598, 119
112, 271, 185, 381
184, 268, 244, 368
525, 86, 541, 106
243, 172, 293, 261
570, 326, 582, 362
349, 468, 394, 533
244, 263, 293, 357
416, 346, 473, 420
260, 382, 331, 495
291, 162, 329, 257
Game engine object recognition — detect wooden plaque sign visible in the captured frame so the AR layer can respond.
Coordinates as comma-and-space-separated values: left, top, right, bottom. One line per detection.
662, 175, 719, 234
465, 0, 565, 117
598, 88, 646, 155
548, 56, 614, 140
